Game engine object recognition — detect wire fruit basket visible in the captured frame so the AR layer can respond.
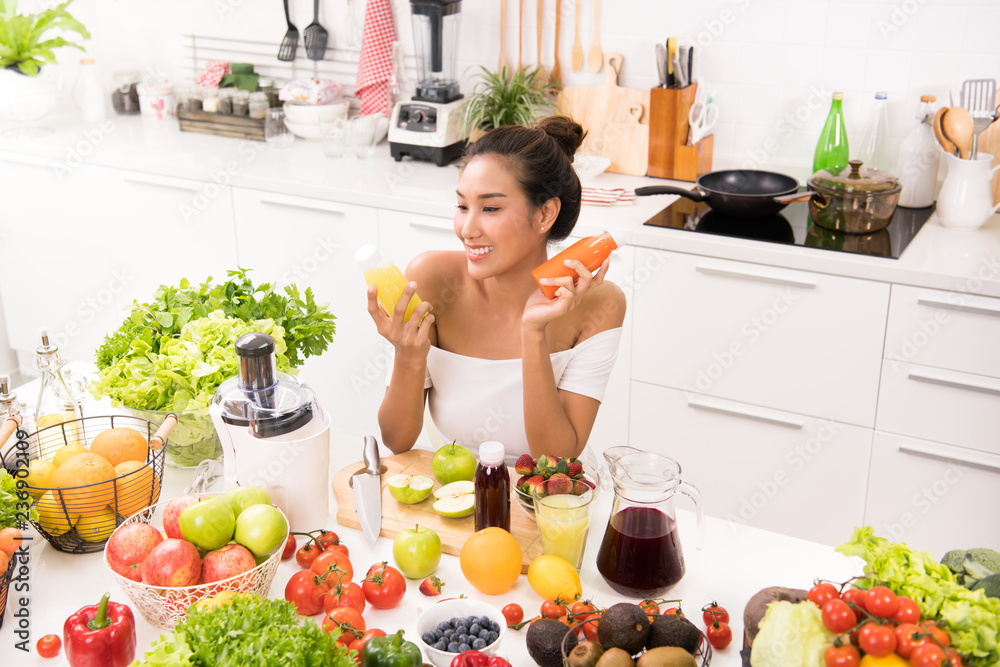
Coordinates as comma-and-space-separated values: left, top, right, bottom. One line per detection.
21, 414, 175, 554
0, 546, 15, 631
104, 496, 287, 630
561, 616, 712, 666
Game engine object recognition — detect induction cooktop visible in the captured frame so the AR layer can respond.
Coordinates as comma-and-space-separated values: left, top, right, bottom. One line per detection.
641, 193, 934, 259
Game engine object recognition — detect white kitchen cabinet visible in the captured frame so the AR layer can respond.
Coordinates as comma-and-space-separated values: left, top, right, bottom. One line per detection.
864, 431, 1000, 558
631, 249, 890, 427
232, 188, 383, 448
629, 381, 873, 547
0, 152, 237, 365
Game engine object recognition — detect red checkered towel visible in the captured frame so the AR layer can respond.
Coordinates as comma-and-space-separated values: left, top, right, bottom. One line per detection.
356, 0, 396, 117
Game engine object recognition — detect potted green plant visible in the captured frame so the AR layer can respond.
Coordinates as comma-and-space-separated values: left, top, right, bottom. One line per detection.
459, 65, 558, 141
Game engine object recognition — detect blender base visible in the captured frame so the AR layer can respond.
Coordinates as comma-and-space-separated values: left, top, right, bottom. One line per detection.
390, 139, 466, 167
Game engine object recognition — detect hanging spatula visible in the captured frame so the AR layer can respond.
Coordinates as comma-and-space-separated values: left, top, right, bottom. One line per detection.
304, 0, 329, 61
278, 0, 299, 62
960, 78, 996, 159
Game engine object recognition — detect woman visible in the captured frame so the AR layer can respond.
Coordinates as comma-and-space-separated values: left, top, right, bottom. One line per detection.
366, 116, 626, 461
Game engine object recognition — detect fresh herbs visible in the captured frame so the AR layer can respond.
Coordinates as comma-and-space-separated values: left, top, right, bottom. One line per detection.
1, 468, 36, 529
0, 0, 90, 76
459, 65, 558, 138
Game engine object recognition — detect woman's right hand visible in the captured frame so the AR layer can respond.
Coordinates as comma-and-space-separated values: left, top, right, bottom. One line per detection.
366, 281, 435, 359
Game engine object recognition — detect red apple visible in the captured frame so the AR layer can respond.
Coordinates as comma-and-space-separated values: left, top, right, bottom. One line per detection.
201, 543, 257, 583
141, 538, 201, 587
106, 523, 164, 582
162, 494, 204, 539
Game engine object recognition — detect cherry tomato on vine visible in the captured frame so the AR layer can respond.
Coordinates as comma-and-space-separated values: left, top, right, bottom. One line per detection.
824, 644, 860, 667
840, 588, 868, 620
808, 583, 840, 607
639, 599, 660, 616
702, 602, 730, 626
920, 620, 951, 648
858, 622, 897, 658
311, 549, 354, 586
946, 650, 968, 667
911, 643, 948, 667
323, 580, 366, 615
315, 530, 340, 549
322, 606, 366, 641
281, 534, 297, 560
362, 562, 406, 609
502, 603, 524, 626
348, 628, 386, 655
572, 600, 598, 617
664, 607, 685, 617
296, 542, 323, 569
891, 595, 921, 624
821, 599, 857, 635
706, 620, 733, 650
865, 586, 899, 619
894, 623, 926, 660
541, 599, 568, 619
578, 617, 600, 642
284, 570, 327, 616
36, 634, 61, 659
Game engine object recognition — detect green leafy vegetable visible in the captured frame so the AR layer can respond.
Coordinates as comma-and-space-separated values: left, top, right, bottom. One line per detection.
837, 526, 1000, 666
130, 596, 354, 667
0, 0, 90, 76
1, 468, 37, 529
749, 600, 835, 667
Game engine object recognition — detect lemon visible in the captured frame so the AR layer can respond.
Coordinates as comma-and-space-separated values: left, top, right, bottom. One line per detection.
19, 459, 56, 498
527, 554, 582, 603
76, 506, 117, 542
51, 443, 87, 468
37, 490, 80, 537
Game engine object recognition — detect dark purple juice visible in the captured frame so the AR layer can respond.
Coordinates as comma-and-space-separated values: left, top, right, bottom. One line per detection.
474, 462, 510, 531
596, 506, 685, 597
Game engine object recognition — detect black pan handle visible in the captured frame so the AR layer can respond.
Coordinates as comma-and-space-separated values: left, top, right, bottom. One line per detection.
634, 185, 708, 202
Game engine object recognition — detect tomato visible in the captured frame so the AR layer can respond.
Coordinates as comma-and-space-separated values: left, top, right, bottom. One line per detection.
575, 616, 600, 642
920, 621, 951, 648
572, 600, 598, 616
296, 542, 323, 569
281, 534, 297, 560
541, 599, 568, 619
911, 643, 948, 667
322, 606, 366, 641
311, 549, 354, 587
316, 530, 340, 550
326, 542, 350, 557
865, 586, 899, 619
821, 599, 857, 635
702, 602, 730, 626
706, 620, 732, 650
809, 583, 840, 607
348, 628, 386, 654
841, 588, 868, 620
946, 650, 967, 667
663, 606, 685, 617
36, 634, 61, 658
323, 580, 366, 615
891, 596, 921, 624
858, 622, 897, 658
361, 562, 406, 609
895, 623, 926, 659
824, 644, 860, 667
284, 570, 327, 616
640, 599, 660, 616
502, 603, 524, 626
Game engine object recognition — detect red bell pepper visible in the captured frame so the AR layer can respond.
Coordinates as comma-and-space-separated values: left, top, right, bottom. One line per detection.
450, 651, 511, 667
63, 592, 136, 667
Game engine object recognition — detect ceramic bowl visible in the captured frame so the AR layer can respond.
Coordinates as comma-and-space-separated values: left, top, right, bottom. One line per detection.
574, 153, 612, 180
282, 100, 350, 124
414, 598, 507, 667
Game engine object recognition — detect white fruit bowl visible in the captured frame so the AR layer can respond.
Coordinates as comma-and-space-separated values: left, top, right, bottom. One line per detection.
415, 598, 508, 667
103, 495, 287, 630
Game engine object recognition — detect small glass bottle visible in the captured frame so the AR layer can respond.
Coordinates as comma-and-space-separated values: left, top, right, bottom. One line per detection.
201, 87, 220, 113
232, 89, 250, 116
474, 441, 510, 532
355, 245, 423, 321
73, 58, 108, 123
110, 69, 141, 115
0, 374, 26, 454
813, 92, 850, 176
217, 88, 234, 115
532, 231, 618, 299
34, 329, 84, 443
258, 77, 278, 108
859, 91, 891, 172
897, 95, 941, 209
249, 92, 269, 119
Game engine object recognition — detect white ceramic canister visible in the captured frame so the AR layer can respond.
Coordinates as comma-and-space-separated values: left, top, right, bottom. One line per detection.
136, 81, 176, 121
936, 152, 1000, 231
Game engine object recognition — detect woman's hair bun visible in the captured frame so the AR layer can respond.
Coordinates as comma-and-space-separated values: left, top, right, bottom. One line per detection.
534, 115, 586, 162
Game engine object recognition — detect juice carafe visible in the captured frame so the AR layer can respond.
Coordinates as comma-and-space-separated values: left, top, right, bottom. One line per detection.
596, 447, 704, 597
355, 244, 423, 322
532, 231, 618, 299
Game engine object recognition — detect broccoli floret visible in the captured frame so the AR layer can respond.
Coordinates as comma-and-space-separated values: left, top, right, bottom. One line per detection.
964, 548, 1000, 581
941, 549, 968, 574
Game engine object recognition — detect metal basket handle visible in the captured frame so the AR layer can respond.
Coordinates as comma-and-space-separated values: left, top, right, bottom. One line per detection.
149, 413, 179, 451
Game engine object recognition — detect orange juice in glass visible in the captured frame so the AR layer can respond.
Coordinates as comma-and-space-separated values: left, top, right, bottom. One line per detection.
531, 480, 595, 570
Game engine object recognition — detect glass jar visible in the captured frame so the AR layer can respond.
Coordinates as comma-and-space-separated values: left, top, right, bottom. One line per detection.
110, 69, 141, 115
265, 108, 294, 148
258, 77, 278, 109
217, 88, 234, 115
249, 92, 269, 120
201, 87, 220, 113
232, 89, 250, 116
177, 86, 203, 113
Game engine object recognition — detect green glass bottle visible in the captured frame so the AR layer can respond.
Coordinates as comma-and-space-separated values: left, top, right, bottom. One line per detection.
813, 92, 850, 175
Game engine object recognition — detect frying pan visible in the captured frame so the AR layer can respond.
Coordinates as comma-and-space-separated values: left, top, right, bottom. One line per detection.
635, 170, 821, 217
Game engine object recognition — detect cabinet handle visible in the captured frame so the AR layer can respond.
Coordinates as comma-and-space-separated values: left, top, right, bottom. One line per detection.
695, 264, 818, 289
259, 196, 346, 216
687, 394, 805, 429
0, 153, 63, 170
917, 296, 1000, 318
408, 220, 453, 233
898, 440, 1000, 473
124, 175, 201, 192
907, 368, 1000, 397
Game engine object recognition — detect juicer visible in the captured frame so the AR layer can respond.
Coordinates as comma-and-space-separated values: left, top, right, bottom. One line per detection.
389, 0, 466, 166
210, 332, 331, 532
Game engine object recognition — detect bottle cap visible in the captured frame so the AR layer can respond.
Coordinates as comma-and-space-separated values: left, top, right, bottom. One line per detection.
355, 244, 382, 270
479, 441, 505, 465
920, 95, 937, 103
832, 92, 844, 100
80, 58, 95, 65
875, 92, 887, 100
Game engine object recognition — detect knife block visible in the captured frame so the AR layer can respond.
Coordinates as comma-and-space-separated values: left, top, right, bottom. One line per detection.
647, 85, 714, 182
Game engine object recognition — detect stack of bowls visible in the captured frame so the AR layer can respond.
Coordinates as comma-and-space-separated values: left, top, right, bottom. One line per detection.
282, 101, 350, 140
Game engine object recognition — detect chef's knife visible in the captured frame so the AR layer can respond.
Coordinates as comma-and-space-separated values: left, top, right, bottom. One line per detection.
677, 45, 690, 88
655, 43, 667, 87
666, 37, 677, 87
354, 435, 382, 543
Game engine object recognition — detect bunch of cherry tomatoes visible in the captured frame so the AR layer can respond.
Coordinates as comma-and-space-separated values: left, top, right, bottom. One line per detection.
808, 581, 963, 667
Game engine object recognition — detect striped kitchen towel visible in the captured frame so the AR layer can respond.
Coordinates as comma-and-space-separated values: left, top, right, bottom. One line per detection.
355, 0, 396, 116
581, 187, 637, 206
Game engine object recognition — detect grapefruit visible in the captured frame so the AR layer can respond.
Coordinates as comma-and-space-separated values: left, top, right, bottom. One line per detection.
459, 527, 522, 595
90, 427, 149, 466
112, 460, 160, 517
51, 452, 116, 516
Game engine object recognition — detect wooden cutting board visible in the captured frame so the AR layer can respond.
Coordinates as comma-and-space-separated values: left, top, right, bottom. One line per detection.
557, 52, 650, 176
332, 450, 542, 573
976, 118, 1000, 207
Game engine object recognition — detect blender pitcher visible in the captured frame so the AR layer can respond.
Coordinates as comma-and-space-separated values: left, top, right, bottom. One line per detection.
596, 447, 704, 597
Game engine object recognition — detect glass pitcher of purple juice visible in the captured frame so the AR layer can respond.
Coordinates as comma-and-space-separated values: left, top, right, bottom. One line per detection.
596, 447, 704, 597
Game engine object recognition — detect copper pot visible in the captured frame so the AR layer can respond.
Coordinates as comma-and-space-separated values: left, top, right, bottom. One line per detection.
808, 160, 901, 234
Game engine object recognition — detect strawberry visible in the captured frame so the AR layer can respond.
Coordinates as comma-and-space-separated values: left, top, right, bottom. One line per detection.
525, 474, 545, 494
547, 475, 574, 495
566, 460, 584, 478
579, 478, 596, 490
515, 454, 535, 476
549, 472, 570, 479
419, 576, 444, 596
516, 474, 530, 488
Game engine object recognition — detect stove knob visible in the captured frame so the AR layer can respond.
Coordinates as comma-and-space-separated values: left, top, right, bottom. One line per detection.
407, 109, 426, 124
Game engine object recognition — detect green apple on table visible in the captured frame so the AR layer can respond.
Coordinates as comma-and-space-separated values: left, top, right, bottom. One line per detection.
224, 484, 272, 518
179, 496, 236, 551
234, 503, 288, 558
392, 524, 442, 579
432, 443, 476, 484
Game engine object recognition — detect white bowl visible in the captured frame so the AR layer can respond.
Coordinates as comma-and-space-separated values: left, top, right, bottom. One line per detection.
283, 118, 323, 140
574, 153, 612, 180
415, 598, 507, 667
282, 100, 350, 124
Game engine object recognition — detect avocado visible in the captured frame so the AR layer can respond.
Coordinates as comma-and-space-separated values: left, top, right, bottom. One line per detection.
595, 647, 636, 667
526, 618, 575, 667
597, 603, 651, 656
646, 614, 700, 653
567, 640, 605, 667
636, 646, 698, 667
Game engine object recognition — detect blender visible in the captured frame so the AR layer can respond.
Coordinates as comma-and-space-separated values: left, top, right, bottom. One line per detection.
389, 0, 466, 166
210, 332, 331, 532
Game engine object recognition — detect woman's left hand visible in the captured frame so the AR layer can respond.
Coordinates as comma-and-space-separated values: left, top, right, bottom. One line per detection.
522, 257, 609, 331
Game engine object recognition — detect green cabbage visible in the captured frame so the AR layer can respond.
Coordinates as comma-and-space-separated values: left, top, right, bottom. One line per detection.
750, 601, 836, 667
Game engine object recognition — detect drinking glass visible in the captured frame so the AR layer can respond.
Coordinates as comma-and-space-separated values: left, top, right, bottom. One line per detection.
320, 117, 348, 158
265, 107, 294, 148
347, 114, 379, 158
531, 479, 594, 571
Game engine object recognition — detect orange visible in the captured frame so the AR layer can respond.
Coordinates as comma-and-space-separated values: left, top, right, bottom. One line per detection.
51, 443, 87, 468
19, 459, 56, 498
76, 506, 117, 543
89, 427, 149, 466
113, 460, 160, 517
0, 527, 23, 556
36, 490, 80, 536
459, 526, 523, 595
50, 452, 116, 516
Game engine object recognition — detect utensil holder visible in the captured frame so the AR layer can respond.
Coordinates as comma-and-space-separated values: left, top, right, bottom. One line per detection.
647, 85, 714, 182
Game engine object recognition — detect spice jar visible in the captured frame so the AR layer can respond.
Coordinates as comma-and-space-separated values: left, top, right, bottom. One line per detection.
178, 86, 203, 113
201, 87, 220, 113
249, 92, 269, 120
217, 88, 234, 115
110, 70, 141, 115
232, 89, 250, 116
258, 77, 278, 109
136, 80, 176, 121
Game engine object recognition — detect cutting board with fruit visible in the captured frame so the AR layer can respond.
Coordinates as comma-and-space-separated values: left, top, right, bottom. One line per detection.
332, 449, 542, 572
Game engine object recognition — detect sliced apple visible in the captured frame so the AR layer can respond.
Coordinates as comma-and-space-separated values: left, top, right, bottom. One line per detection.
432, 480, 475, 518
387, 473, 434, 504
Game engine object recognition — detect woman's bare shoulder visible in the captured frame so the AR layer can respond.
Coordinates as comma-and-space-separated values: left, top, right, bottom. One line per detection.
405, 251, 468, 299
577, 280, 626, 340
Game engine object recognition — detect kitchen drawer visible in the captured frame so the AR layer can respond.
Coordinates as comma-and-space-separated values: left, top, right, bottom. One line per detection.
885, 284, 1000, 379
629, 381, 872, 546
631, 249, 889, 427
864, 431, 1000, 559
876, 359, 1000, 455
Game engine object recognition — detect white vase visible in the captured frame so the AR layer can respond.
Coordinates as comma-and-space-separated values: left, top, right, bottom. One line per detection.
0, 67, 61, 136
936, 152, 1000, 232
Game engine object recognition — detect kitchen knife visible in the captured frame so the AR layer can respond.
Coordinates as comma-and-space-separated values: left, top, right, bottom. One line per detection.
655, 43, 667, 87
688, 45, 697, 84
354, 435, 382, 543
677, 45, 690, 88
666, 37, 677, 87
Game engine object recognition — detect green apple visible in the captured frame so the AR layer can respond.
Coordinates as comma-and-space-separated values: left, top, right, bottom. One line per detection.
387, 473, 434, 504
431, 480, 475, 518
179, 496, 236, 551
432, 443, 477, 485
223, 485, 272, 519
233, 504, 288, 558
392, 524, 442, 579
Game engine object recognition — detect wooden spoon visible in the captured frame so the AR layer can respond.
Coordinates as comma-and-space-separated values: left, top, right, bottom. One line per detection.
933, 107, 957, 157
499, 0, 508, 70
943, 106, 974, 159
571, 0, 583, 71
587, 0, 603, 72
550, 0, 562, 84
536, 0, 548, 85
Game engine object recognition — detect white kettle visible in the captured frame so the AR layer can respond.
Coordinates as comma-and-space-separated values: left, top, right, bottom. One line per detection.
209, 332, 331, 532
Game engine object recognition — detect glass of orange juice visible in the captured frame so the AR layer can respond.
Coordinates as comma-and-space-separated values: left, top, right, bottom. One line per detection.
531, 479, 595, 571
